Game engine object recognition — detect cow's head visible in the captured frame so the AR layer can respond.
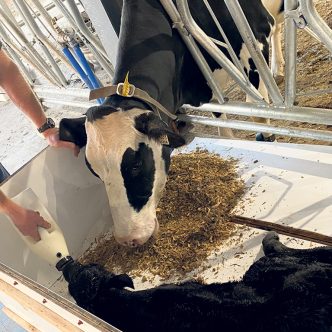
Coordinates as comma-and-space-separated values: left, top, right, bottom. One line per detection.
60, 106, 185, 247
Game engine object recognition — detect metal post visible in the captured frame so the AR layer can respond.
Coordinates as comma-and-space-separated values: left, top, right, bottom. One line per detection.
284, 0, 298, 107
0, 7, 63, 87
52, 0, 114, 78
0, 0, 18, 26
160, 1, 228, 106
53, 0, 107, 60
299, 0, 332, 54
65, 0, 108, 58
223, 0, 284, 105
30, 0, 57, 34
201, 0, 250, 85
174, 0, 265, 103
13, 0, 68, 86
2, 44, 34, 84
79, 34, 114, 78
0, 18, 60, 86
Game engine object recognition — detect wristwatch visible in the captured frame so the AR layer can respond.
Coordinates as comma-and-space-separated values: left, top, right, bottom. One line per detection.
37, 117, 55, 133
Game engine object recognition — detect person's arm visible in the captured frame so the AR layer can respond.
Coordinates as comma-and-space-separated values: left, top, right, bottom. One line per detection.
0, 190, 50, 241
0, 49, 79, 156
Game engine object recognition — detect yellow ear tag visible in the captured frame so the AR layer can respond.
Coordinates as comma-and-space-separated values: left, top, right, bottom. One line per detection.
159, 135, 169, 145
122, 72, 131, 97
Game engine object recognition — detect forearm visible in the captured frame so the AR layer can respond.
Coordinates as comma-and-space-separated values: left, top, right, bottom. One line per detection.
0, 50, 46, 128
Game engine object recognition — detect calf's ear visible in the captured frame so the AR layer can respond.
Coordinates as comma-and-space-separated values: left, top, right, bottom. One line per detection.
135, 112, 186, 149
59, 117, 87, 148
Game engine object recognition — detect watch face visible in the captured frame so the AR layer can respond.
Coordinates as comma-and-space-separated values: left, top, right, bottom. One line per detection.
48, 118, 55, 127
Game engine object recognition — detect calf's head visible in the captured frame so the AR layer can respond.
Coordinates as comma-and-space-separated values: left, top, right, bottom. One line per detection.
60, 106, 185, 247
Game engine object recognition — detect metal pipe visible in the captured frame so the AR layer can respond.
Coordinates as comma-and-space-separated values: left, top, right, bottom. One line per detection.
65, 0, 109, 58
30, 0, 57, 34
41, 98, 96, 109
24, 0, 75, 73
79, 34, 114, 78
160, 0, 226, 104
13, 0, 68, 86
284, 0, 298, 107
0, 7, 62, 86
178, 114, 332, 142
53, 0, 108, 60
62, 46, 94, 88
2, 44, 33, 84
175, 0, 265, 103
223, 0, 284, 105
299, 0, 332, 54
181, 102, 332, 126
0, 20, 59, 86
0, 0, 18, 25
202, 0, 250, 84
33, 86, 89, 99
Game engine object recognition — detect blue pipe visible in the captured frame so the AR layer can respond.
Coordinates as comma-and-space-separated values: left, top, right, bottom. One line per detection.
73, 45, 104, 93
62, 46, 104, 104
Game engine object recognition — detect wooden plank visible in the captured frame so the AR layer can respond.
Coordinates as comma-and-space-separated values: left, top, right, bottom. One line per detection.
2, 306, 40, 332
229, 215, 332, 246
0, 263, 118, 332
0, 279, 81, 332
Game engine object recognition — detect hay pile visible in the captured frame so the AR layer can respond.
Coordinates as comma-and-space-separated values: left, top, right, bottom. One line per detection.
80, 150, 245, 279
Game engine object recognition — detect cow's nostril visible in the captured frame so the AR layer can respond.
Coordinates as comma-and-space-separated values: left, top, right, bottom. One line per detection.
122, 239, 139, 247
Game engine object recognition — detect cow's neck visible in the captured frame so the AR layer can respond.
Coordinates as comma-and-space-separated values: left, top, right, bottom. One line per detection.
109, 0, 211, 114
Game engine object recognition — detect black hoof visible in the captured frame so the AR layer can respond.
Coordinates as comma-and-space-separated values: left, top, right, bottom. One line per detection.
256, 133, 276, 142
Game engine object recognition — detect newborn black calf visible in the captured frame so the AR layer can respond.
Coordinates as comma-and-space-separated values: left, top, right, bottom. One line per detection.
63, 232, 332, 332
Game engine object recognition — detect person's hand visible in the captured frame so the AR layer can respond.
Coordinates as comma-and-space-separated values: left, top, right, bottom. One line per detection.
6, 202, 51, 241
43, 127, 80, 157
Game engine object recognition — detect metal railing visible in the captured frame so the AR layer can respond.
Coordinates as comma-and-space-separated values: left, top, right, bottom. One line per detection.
161, 0, 332, 142
1, 0, 331, 143
0, 0, 114, 92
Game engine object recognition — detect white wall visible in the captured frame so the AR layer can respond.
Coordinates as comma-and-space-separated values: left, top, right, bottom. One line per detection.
0, 147, 112, 290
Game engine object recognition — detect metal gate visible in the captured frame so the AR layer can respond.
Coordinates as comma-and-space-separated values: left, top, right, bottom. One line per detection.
1, 0, 331, 142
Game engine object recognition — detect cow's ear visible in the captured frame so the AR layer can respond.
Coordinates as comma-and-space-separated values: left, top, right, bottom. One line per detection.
59, 117, 87, 148
135, 112, 185, 149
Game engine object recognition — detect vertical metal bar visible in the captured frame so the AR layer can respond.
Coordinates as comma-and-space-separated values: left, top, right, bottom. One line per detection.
65, 0, 108, 58
79, 34, 114, 78
2, 44, 34, 84
202, 0, 250, 84
13, 0, 68, 86
54, 0, 107, 60
0, 28, 58, 85
284, 0, 298, 107
299, 0, 332, 53
174, 0, 264, 103
0, 0, 18, 25
160, 0, 225, 104
0, 8, 62, 86
223, 0, 284, 105
30, 0, 57, 34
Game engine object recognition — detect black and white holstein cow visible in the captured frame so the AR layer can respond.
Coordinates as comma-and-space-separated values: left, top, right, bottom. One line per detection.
63, 232, 332, 332
60, 0, 278, 247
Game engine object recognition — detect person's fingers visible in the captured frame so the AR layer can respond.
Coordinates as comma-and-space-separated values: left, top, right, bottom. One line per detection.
38, 218, 51, 229
54, 140, 80, 157
30, 228, 41, 242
